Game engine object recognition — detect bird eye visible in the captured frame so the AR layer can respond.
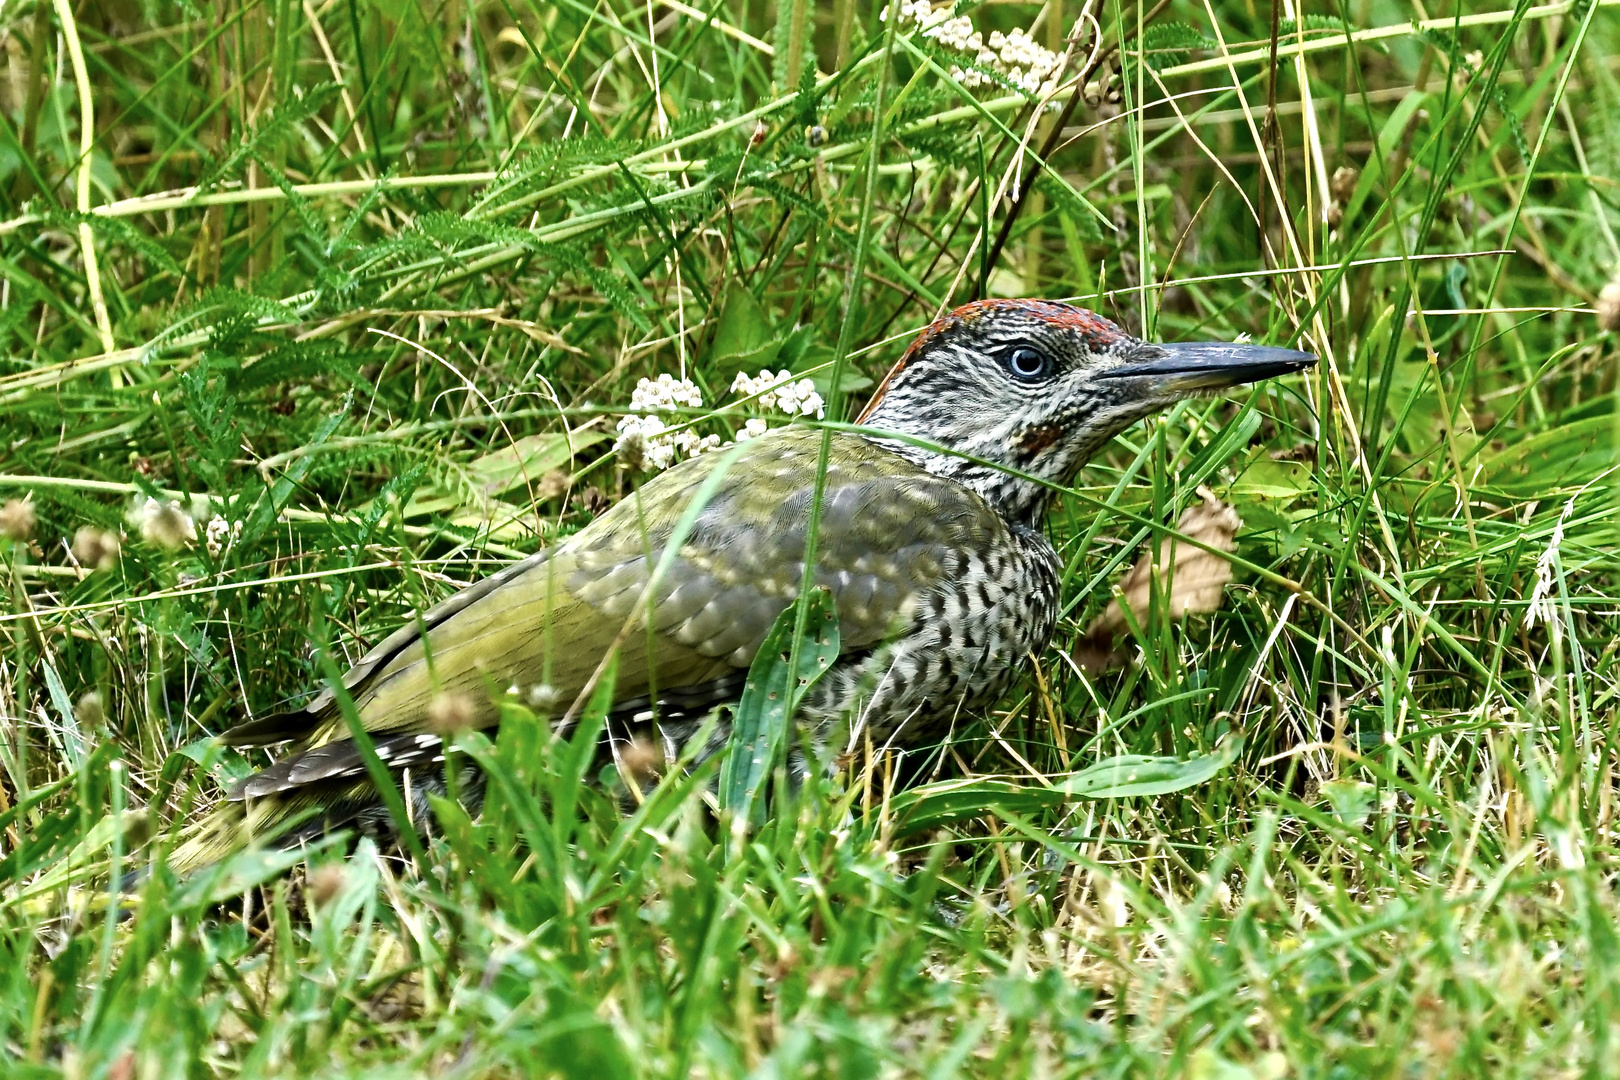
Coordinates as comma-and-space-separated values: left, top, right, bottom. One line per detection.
1005, 346, 1051, 381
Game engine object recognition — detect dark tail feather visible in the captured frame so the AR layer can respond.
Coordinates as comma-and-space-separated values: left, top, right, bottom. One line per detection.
219, 706, 321, 748
166, 768, 479, 876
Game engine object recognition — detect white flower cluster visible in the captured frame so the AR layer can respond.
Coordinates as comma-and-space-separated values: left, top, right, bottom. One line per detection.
628, 373, 703, 412
127, 494, 244, 556
729, 369, 825, 418
614, 368, 828, 473
615, 374, 724, 472
734, 417, 771, 442
884, 2, 1066, 97
204, 515, 242, 558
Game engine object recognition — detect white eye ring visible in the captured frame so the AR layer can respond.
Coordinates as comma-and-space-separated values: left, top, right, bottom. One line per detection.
1006, 346, 1050, 381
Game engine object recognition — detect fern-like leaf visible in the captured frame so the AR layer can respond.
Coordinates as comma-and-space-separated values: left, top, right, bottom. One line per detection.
196, 83, 343, 192
1140, 23, 1216, 70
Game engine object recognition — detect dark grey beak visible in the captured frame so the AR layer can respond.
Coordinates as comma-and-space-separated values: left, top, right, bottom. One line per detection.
1097, 341, 1317, 393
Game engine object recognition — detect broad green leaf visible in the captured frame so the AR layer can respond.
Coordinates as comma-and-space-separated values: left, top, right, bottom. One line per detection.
376, 428, 605, 541
1231, 458, 1314, 502
779, 325, 874, 397
37, 656, 85, 768
1481, 414, 1618, 494
1320, 779, 1377, 829
1058, 737, 1243, 798
720, 586, 840, 826
464, 428, 608, 498
1336, 90, 1428, 231
708, 285, 781, 375
888, 778, 1071, 836
390, 489, 535, 540
1188, 1047, 1288, 1080
174, 836, 347, 911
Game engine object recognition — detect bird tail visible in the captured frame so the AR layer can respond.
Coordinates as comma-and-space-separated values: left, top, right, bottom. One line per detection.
165, 786, 359, 876
163, 760, 452, 877
165, 798, 280, 876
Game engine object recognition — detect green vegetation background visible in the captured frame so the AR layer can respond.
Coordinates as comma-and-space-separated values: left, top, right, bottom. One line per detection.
1, 0, 1618, 1075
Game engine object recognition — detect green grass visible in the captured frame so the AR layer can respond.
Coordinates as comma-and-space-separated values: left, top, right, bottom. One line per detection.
3, 0, 1620, 1074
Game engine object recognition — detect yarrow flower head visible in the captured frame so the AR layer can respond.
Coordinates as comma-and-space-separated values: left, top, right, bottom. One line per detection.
884, 2, 1068, 100
615, 375, 724, 473
614, 367, 828, 474
729, 369, 826, 418
204, 515, 242, 558
628, 373, 704, 413
734, 417, 771, 442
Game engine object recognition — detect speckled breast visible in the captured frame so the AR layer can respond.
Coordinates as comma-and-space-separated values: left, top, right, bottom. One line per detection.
802, 521, 1063, 756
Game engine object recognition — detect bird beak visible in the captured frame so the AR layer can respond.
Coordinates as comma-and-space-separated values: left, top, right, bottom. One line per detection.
1096, 341, 1317, 393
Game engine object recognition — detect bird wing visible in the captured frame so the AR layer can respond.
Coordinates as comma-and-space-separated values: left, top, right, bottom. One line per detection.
221, 426, 1007, 796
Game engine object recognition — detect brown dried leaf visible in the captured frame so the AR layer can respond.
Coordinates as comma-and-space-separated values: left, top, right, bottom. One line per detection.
1076, 487, 1242, 673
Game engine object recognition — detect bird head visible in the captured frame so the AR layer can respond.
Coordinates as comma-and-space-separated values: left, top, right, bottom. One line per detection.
858, 299, 1316, 525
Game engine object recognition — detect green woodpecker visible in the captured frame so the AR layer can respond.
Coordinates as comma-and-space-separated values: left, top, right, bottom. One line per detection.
171, 299, 1314, 869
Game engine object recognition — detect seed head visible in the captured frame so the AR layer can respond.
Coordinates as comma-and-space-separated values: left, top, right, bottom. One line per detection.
133, 497, 196, 550
617, 736, 664, 788
75, 692, 107, 730
1330, 166, 1359, 203
426, 691, 478, 735
0, 498, 36, 542
307, 863, 349, 908
1597, 276, 1620, 333
614, 421, 650, 472
537, 469, 570, 502
72, 526, 122, 571
526, 683, 564, 714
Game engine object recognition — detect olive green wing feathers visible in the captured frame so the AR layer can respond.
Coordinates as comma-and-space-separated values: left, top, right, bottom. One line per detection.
215, 427, 1008, 800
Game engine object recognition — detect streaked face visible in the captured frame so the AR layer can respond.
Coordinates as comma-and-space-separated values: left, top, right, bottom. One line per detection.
860, 300, 1315, 519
